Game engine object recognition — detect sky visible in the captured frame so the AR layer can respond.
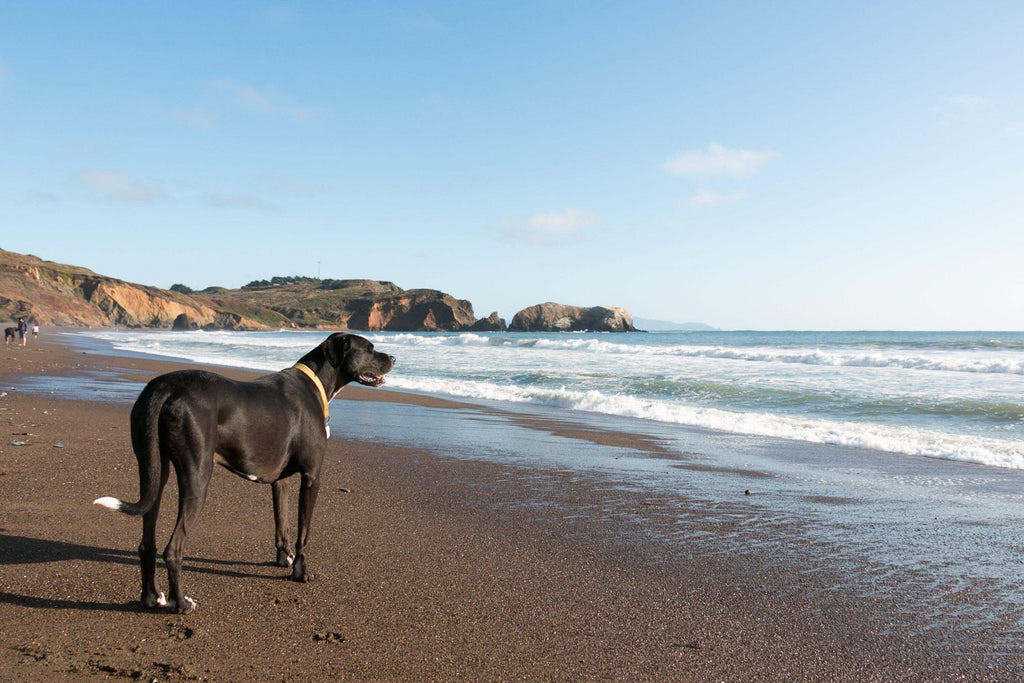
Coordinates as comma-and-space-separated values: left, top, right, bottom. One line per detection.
1, 1, 1023, 330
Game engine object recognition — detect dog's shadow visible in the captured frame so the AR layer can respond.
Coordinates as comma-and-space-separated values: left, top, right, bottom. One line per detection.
0, 533, 283, 612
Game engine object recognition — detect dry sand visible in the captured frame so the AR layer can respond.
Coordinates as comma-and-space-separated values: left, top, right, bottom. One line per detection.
0, 333, 1019, 681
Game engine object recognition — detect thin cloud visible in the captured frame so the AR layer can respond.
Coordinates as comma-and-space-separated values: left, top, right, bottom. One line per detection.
502, 209, 600, 246
217, 79, 274, 113
687, 189, 748, 207
400, 10, 445, 32
945, 95, 991, 115
420, 90, 449, 113
75, 169, 165, 203
259, 171, 322, 197
170, 105, 219, 130
205, 193, 280, 212
215, 78, 322, 122
664, 142, 776, 178
280, 104, 322, 122
22, 189, 61, 206
933, 95, 995, 124
253, 5, 303, 27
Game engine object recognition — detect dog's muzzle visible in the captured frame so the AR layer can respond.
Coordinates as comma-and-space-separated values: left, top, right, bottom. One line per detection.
356, 354, 395, 387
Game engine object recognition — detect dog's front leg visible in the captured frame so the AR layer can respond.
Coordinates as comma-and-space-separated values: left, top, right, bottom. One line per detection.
271, 479, 293, 567
290, 472, 320, 582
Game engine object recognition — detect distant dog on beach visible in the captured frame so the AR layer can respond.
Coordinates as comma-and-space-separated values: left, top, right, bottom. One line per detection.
93, 333, 394, 613
4, 328, 15, 344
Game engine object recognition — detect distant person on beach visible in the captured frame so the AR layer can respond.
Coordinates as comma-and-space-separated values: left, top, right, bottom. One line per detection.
17, 317, 28, 346
32, 324, 39, 338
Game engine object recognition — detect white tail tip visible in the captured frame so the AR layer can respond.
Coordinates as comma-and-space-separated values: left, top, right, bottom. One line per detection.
93, 496, 123, 511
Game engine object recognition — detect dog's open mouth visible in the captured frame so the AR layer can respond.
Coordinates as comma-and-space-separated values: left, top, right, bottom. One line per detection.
357, 373, 386, 387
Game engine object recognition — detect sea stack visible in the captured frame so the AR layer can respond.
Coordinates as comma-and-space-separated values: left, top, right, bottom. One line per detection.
508, 303, 636, 332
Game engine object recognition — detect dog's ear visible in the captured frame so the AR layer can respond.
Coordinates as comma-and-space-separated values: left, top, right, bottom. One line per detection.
324, 333, 350, 367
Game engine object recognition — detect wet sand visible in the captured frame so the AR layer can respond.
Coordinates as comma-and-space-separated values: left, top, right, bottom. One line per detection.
0, 332, 1021, 681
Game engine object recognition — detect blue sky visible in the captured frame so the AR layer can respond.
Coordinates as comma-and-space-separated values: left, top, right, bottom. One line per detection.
2, 1, 1022, 329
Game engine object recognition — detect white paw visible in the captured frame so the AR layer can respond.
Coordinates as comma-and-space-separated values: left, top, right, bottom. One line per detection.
287, 554, 295, 567
143, 591, 167, 608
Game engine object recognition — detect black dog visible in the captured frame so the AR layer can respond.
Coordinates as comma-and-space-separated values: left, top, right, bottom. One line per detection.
94, 333, 394, 613
4, 328, 14, 344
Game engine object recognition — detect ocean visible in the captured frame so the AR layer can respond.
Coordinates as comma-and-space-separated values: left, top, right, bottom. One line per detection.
47, 328, 1024, 646
79, 328, 1024, 471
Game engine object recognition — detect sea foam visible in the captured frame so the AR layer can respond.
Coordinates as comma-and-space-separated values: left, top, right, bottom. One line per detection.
370, 333, 1024, 375
80, 329, 1024, 471
384, 375, 1024, 470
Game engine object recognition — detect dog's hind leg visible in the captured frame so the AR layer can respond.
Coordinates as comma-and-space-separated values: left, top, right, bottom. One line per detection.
139, 460, 170, 609
272, 479, 294, 567
162, 457, 212, 614
160, 407, 215, 614
290, 472, 320, 582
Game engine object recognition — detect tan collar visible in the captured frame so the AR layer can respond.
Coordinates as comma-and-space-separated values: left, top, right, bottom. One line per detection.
293, 363, 330, 419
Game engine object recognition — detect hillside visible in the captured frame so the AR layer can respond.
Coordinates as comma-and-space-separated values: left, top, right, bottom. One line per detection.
1, 248, 662, 333
0, 249, 493, 331
202, 276, 484, 332
0, 248, 268, 329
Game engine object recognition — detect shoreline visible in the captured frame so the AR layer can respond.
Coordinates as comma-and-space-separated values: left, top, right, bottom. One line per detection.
1, 332, 1022, 680
65, 326, 1024, 473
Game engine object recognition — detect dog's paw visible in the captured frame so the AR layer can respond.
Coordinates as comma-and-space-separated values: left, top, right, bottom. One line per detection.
142, 591, 167, 609
276, 549, 295, 567
290, 566, 315, 583
289, 556, 314, 582
167, 596, 197, 614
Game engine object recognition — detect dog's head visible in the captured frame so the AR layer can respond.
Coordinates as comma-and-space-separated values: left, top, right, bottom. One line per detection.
320, 332, 395, 391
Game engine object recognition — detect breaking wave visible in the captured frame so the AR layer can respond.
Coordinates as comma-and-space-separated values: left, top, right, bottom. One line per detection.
386, 375, 1024, 470
369, 333, 1024, 375
79, 329, 1024, 470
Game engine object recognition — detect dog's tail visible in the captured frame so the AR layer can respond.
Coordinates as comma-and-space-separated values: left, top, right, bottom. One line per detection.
93, 381, 168, 516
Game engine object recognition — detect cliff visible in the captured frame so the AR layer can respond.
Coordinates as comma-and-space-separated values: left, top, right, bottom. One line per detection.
203, 278, 482, 331
1, 249, 643, 333
0, 249, 493, 332
508, 302, 636, 333
0, 249, 269, 330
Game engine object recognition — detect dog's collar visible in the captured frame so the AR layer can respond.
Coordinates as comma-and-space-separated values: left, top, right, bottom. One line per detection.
292, 363, 330, 419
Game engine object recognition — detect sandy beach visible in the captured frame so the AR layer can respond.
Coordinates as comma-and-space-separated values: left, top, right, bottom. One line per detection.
1, 332, 1022, 681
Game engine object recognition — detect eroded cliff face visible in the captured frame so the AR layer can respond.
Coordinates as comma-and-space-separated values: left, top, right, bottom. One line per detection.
2, 249, 636, 333
80, 279, 218, 327
0, 250, 269, 329
509, 302, 635, 333
343, 291, 477, 331
0, 249, 483, 331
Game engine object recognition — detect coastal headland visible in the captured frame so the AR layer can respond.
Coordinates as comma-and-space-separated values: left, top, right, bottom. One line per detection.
1, 332, 1022, 681
0, 248, 639, 333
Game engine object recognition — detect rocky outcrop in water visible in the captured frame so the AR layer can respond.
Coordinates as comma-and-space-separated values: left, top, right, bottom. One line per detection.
509, 302, 635, 333
470, 312, 507, 332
